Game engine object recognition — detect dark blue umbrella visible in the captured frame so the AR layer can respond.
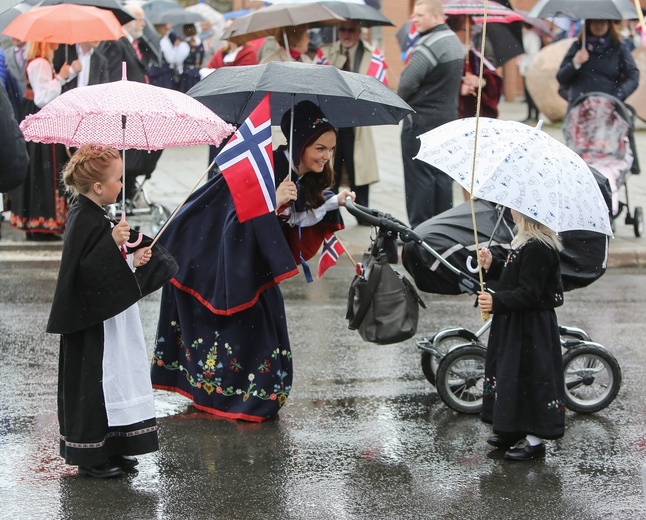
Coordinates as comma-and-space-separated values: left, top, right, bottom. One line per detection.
187, 61, 413, 128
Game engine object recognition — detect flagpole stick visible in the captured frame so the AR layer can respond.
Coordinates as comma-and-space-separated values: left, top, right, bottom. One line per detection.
149, 159, 215, 248
335, 233, 357, 267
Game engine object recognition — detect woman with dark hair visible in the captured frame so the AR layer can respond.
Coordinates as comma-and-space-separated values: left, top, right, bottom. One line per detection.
556, 19, 639, 108
150, 100, 354, 422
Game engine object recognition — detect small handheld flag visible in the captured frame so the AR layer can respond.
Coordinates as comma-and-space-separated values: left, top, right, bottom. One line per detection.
403, 20, 419, 65
317, 233, 345, 278
315, 47, 330, 65
216, 93, 275, 223
366, 48, 389, 86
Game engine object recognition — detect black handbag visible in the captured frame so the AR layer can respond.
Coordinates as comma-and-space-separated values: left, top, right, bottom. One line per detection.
346, 250, 426, 345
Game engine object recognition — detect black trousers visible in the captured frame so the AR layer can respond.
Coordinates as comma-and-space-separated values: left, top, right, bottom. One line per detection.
400, 120, 453, 228
332, 127, 369, 207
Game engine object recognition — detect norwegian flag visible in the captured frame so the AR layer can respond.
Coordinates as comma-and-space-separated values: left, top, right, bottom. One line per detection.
315, 47, 330, 65
403, 20, 419, 65
317, 233, 345, 278
366, 48, 389, 86
216, 93, 275, 223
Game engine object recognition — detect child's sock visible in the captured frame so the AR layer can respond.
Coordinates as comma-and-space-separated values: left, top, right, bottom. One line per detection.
526, 434, 542, 446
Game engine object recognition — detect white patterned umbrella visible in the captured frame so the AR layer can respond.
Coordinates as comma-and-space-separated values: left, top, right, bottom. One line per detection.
415, 118, 612, 236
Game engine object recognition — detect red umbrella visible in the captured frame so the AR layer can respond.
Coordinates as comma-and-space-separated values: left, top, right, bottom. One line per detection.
1, 4, 123, 44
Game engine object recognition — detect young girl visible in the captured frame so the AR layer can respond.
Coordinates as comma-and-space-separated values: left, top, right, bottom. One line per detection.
47, 145, 176, 478
477, 209, 565, 461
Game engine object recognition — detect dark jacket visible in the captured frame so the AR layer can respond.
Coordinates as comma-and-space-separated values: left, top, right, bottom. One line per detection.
397, 24, 464, 131
98, 37, 148, 83
0, 84, 28, 192
53, 45, 110, 91
557, 37, 639, 106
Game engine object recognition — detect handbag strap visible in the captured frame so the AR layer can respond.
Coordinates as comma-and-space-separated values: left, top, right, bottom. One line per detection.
348, 259, 384, 330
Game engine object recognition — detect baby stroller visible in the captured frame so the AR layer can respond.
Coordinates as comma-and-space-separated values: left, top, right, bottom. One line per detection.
563, 91, 643, 237
106, 149, 171, 236
344, 197, 621, 416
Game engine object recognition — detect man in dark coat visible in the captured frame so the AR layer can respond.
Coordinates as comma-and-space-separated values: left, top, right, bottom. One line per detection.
53, 42, 109, 91
398, 0, 464, 228
0, 84, 29, 195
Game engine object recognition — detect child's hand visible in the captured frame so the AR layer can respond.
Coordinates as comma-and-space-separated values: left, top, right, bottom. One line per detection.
112, 219, 130, 247
477, 291, 493, 313
134, 247, 152, 267
479, 247, 492, 271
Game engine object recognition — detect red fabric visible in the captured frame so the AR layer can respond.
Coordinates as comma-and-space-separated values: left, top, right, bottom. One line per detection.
458, 49, 502, 119
207, 44, 258, 69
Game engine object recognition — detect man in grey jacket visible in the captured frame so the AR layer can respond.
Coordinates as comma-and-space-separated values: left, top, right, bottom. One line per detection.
398, 0, 464, 228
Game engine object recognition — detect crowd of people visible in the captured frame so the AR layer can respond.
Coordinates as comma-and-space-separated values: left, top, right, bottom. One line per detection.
0, 0, 642, 477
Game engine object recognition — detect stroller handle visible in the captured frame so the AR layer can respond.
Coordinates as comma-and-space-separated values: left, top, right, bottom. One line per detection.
345, 197, 482, 295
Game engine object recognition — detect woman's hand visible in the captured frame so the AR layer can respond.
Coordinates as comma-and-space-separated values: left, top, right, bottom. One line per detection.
276, 176, 297, 207
477, 291, 493, 313
112, 219, 130, 247
134, 247, 152, 267
69, 59, 82, 75
337, 189, 355, 206
58, 62, 71, 80
479, 247, 492, 270
573, 48, 589, 67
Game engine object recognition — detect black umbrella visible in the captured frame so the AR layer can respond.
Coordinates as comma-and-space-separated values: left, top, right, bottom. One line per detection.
482, 22, 524, 65
319, 1, 394, 27
187, 61, 413, 128
149, 8, 204, 26
0, 0, 27, 17
39, 0, 134, 25
141, 0, 179, 21
528, 0, 639, 20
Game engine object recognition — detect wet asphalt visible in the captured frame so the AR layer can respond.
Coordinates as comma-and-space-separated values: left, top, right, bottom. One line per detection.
2, 254, 646, 519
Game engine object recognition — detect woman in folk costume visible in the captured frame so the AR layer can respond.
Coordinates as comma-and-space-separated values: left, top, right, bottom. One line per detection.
9, 41, 80, 241
47, 145, 177, 478
151, 100, 354, 422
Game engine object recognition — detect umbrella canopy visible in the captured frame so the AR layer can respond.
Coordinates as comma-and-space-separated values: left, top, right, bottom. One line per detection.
0, 1, 33, 33
19, 71, 235, 150
38, 0, 134, 25
320, 1, 394, 27
0, 0, 25, 17
528, 0, 639, 20
2, 4, 123, 44
443, 0, 525, 22
265, 0, 367, 3
221, 3, 345, 44
414, 118, 612, 236
149, 8, 205, 26
141, 0, 179, 20
187, 60, 413, 128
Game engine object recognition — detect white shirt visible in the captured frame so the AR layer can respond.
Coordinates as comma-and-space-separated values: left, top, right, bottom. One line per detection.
75, 44, 93, 88
27, 58, 63, 108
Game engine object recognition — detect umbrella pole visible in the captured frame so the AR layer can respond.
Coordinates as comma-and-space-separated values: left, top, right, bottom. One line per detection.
121, 114, 127, 218
470, 0, 490, 322
150, 160, 216, 248
634, 0, 646, 34
282, 30, 291, 60
288, 95, 295, 176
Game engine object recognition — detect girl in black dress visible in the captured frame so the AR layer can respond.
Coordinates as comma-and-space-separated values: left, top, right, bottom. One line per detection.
478, 209, 565, 461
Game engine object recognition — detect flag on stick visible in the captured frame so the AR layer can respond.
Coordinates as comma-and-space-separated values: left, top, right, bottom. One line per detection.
216, 93, 275, 223
366, 48, 389, 86
317, 232, 345, 278
403, 20, 419, 65
315, 47, 330, 65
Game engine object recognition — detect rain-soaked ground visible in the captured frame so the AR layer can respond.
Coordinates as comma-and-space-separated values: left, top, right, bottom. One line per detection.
1, 257, 646, 519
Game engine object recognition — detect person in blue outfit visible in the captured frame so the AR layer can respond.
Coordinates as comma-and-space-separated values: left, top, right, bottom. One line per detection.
556, 19, 639, 108
151, 100, 355, 422
477, 209, 565, 461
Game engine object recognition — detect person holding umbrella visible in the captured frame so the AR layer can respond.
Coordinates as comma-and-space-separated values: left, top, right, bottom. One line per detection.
150, 99, 355, 422
556, 19, 639, 108
260, 24, 313, 63
8, 41, 81, 241
477, 209, 565, 461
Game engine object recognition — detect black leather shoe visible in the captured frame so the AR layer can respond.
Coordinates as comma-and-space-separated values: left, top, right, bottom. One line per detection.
487, 433, 524, 449
504, 439, 545, 461
110, 455, 139, 470
78, 463, 124, 478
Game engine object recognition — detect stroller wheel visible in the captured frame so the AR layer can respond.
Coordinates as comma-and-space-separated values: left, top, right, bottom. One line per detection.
562, 343, 621, 414
633, 206, 643, 237
435, 343, 486, 414
149, 204, 171, 236
420, 334, 476, 387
